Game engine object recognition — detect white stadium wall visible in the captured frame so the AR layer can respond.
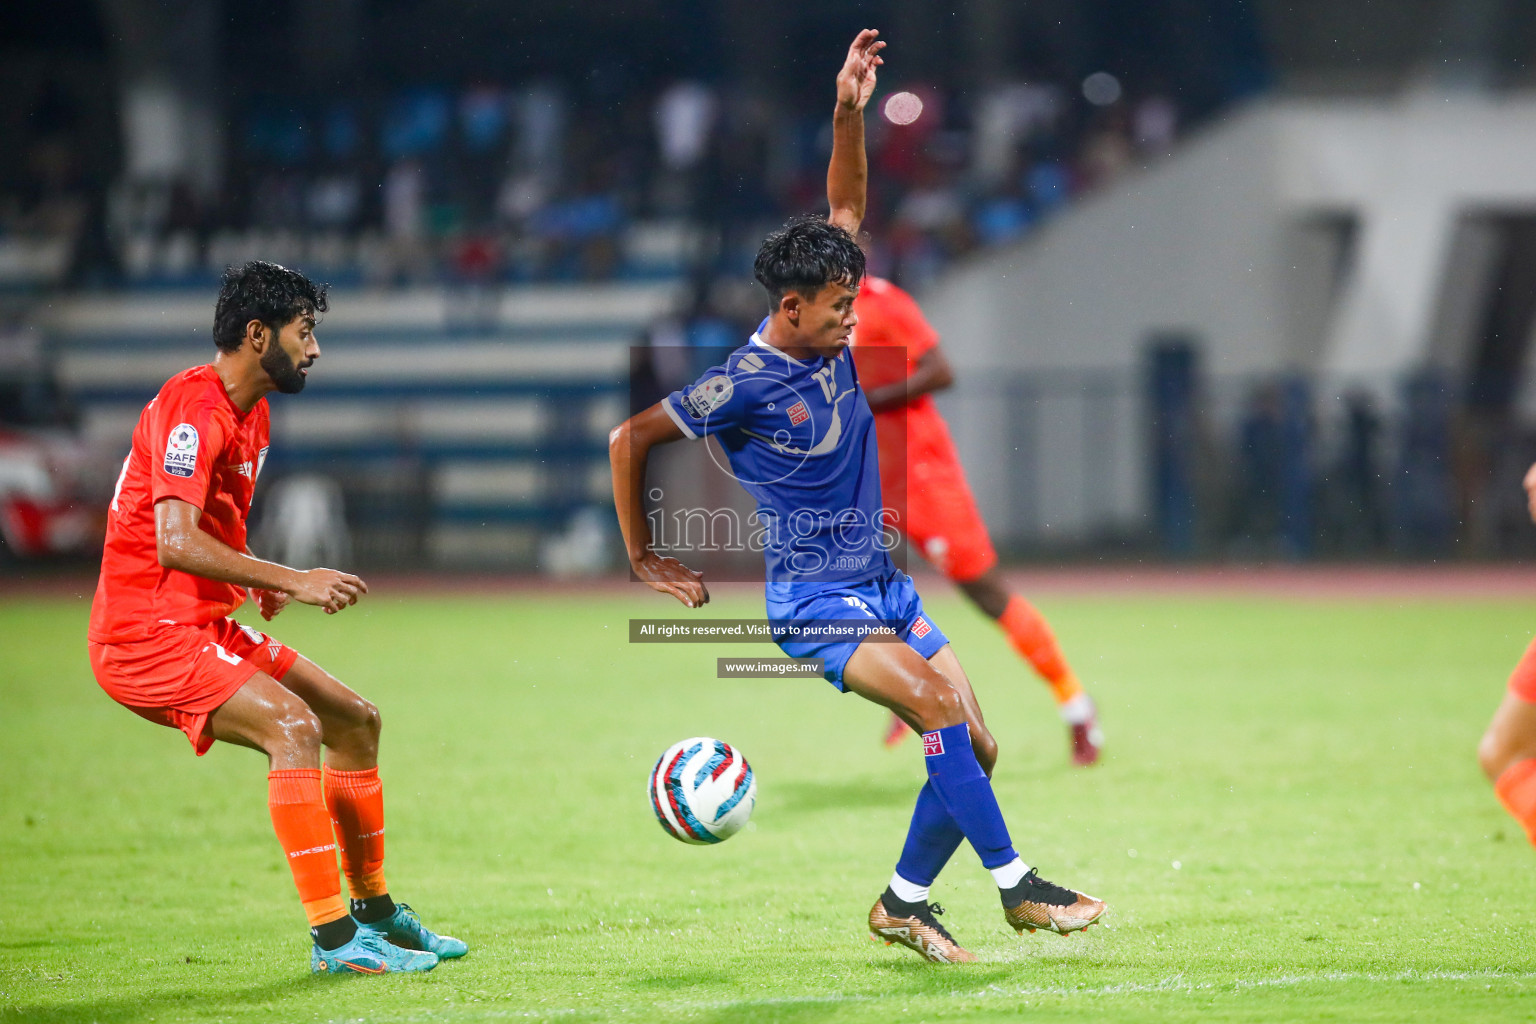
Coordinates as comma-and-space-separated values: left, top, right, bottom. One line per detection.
919, 93, 1536, 545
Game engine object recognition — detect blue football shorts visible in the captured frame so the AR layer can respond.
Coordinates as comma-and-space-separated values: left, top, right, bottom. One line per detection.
764, 571, 950, 690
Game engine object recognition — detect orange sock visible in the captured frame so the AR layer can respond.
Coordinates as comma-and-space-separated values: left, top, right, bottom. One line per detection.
268, 769, 347, 927
997, 594, 1083, 704
323, 766, 389, 900
1495, 758, 1536, 846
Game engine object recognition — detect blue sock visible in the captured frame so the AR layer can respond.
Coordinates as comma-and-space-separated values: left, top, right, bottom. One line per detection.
895, 780, 966, 887
921, 722, 1018, 869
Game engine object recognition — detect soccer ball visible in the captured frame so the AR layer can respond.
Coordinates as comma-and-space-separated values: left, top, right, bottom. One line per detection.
648, 737, 756, 844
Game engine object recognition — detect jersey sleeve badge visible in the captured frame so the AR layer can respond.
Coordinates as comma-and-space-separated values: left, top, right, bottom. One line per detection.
681, 375, 734, 419
163, 423, 200, 478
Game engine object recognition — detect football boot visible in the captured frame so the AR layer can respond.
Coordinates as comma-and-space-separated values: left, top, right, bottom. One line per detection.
868, 888, 976, 963
1063, 695, 1103, 766
1001, 869, 1106, 935
356, 903, 468, 959
311, 927, 438, 974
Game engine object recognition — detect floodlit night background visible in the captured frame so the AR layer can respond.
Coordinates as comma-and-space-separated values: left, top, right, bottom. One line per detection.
4, 0, 1536, 570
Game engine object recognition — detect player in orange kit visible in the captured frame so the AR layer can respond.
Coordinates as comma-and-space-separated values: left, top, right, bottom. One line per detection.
86, 261, 466, 974
1479, 461, 1536, 846
850, 276, 1102, 765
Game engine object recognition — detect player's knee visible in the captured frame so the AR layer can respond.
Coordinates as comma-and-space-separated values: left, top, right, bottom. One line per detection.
272, 703, 324, 757
959, 574, 1009, 620
1480, 727, 1512, 782
350, 696, 381, 741
972, 726, 998, 775
908, 678, 964, 732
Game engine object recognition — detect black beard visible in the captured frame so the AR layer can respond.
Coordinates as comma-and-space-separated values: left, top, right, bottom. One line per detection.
261, 342, 307, 394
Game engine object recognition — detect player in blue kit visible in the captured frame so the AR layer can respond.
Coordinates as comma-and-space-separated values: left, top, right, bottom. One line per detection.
609, 29, 1107, 963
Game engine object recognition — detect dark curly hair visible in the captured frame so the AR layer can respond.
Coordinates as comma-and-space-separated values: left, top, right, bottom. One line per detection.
212, 261, 328, 354
752, 215, 865, 307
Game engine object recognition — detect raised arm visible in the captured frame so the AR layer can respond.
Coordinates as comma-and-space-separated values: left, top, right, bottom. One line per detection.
827, 28, 885, 236
609, 402, 709, 608
864, 345, 956, 413
156, 498, 366, 614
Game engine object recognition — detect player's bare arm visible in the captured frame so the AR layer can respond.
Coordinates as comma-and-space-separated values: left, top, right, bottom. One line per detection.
827, 29, 884, 236
865, 346, 956, 413
1524, 461, 1536, 523
156, 498, 366, 614
608, 403, 709, 609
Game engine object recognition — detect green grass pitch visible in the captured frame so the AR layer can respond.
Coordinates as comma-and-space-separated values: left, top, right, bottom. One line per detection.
3, 583, 1536, 1022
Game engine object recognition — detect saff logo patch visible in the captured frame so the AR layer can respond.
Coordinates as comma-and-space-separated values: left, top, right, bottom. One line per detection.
680, 375, 734, 419
922, 730, 944, 756
911, 617, 932, 639
786, 400, 809, 426
163, 423, 199, 478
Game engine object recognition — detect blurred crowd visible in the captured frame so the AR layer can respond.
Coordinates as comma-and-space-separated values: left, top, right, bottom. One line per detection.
5, 72, 1182, 292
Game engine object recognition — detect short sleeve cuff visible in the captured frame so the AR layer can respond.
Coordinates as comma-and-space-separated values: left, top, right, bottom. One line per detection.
663, 396, 700, 440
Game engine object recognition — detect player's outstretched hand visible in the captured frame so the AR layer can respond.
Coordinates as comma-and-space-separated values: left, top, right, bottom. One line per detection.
634, 552, 710, 609
253, 588, 290, 621
288, 568, 369, 614
1524, 461, 1536, 524
836, 29, 884, 111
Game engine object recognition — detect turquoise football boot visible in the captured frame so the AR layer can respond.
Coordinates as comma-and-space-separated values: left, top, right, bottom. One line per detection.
311, 927, 439, 974
356, 903, 468, 959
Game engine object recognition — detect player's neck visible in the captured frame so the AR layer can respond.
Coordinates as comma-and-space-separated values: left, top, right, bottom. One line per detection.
760, 316, 819, 362
212, 353, 273, 413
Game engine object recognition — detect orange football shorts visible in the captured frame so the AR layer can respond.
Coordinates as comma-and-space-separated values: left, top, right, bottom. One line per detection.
89, 618, 298, 755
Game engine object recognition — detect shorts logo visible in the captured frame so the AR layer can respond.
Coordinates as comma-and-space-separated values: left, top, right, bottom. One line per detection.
163, 423, 199, 478
240, 624, 265, 644
911, 617, 932, 639
786, 400, 809, 426
922, 730, 944, 756
680, 375, 734, 419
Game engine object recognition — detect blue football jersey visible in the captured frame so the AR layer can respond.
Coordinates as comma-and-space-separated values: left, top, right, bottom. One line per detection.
663, 322, 896, 584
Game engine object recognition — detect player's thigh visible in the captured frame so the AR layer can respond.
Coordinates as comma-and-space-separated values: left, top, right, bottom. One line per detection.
843, 637, 966, 731
277, 655, 379, 738
207, 670, 323, 767
927, 645, 996, 771
1480, 692, 1536, 779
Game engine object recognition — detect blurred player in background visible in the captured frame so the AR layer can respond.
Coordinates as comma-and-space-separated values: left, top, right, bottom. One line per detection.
850, 279, 1103, 764
1479, 461, 1536, 847
610, 30, 1106, 964
86, 261, 466, 975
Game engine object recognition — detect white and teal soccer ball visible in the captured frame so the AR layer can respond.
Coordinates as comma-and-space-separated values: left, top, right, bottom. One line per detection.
648, 737, 756, 844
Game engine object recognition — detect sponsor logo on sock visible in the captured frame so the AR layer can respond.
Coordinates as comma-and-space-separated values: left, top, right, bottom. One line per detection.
922, 730, 944, 756
288, 842, 337, 858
